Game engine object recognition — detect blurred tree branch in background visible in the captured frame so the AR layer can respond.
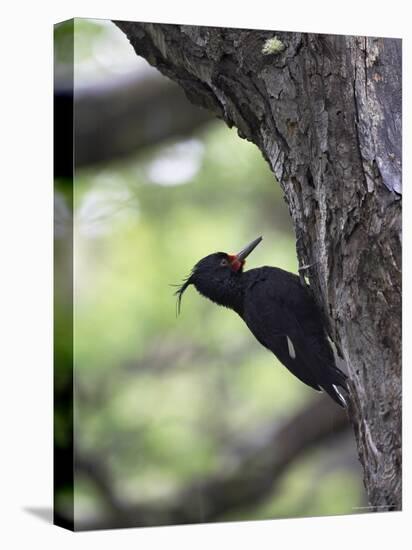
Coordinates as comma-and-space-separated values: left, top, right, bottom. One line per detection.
76, 395, 349, 530
55, 71, 212, 176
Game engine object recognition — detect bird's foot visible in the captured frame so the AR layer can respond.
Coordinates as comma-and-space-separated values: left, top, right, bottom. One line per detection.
299, 262, 316, 286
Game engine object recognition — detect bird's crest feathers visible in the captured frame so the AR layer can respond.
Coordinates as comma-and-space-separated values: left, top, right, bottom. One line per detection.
173, 273, 193, 316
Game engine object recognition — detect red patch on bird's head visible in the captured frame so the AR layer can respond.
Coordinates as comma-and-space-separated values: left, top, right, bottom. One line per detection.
228, 254, 245, 272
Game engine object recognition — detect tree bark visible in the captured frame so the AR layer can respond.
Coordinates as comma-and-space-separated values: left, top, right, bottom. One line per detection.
114, 22, 402, 511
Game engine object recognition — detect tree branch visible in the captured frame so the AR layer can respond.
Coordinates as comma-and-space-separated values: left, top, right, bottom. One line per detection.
55, 71, 212, 176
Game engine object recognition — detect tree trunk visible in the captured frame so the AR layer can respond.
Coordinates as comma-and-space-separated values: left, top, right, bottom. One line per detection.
115, 22, 402, 511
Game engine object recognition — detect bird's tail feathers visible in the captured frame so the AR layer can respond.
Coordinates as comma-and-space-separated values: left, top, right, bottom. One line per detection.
320, 383, 347, 407
320, 367, 348, 407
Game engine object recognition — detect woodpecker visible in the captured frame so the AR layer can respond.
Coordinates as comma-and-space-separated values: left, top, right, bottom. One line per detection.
175, 236, 348, 407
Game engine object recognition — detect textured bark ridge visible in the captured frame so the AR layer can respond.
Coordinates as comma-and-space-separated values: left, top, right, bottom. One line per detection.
115, 22, 402, 511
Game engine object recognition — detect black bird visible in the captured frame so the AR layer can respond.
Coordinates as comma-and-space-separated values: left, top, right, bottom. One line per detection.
175, 236, 348, 407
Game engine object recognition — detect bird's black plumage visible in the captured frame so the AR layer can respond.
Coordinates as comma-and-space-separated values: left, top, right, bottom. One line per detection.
175, 237, 348, 407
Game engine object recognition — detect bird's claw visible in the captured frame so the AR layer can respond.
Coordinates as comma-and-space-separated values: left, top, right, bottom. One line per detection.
298, 262, 317, 287
298, 262, 316, 272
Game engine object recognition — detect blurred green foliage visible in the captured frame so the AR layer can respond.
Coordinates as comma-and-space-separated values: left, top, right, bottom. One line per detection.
72, 122, 364, 520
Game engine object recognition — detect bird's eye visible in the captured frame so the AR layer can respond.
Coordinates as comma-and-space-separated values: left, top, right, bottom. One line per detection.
220, 258, 229, 267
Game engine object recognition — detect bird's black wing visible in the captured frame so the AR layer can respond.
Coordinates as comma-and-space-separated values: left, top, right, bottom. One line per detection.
242, 267, 347, 406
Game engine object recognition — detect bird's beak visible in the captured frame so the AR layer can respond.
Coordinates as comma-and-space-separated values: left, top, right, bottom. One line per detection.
235, 236, 263, 262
